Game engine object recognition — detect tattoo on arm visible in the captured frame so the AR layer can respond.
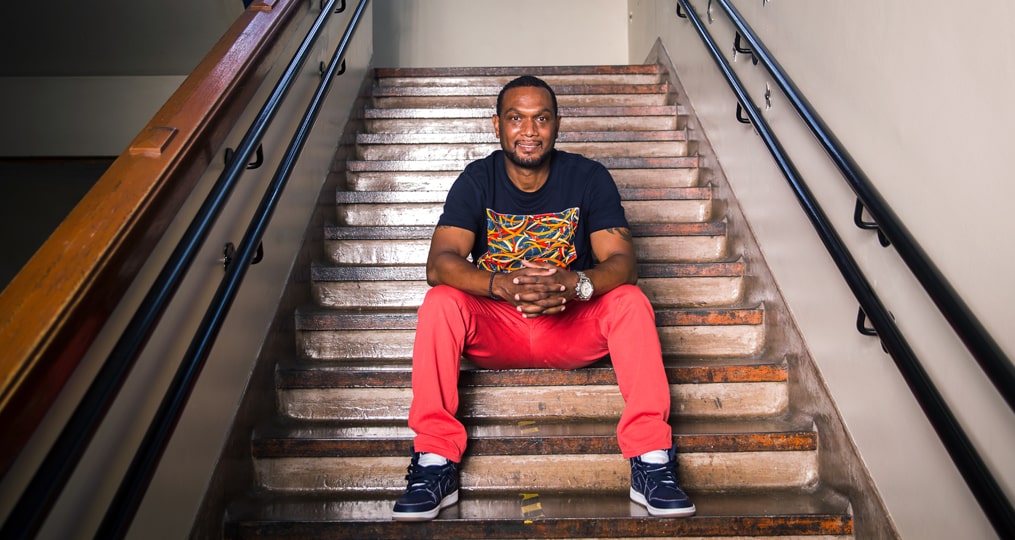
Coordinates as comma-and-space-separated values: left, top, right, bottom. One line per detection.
605, 227, 633, 242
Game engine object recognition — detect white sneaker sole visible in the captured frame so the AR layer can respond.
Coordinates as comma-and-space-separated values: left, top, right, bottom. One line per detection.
391, 489, 459, 521
630, 488, 697, 517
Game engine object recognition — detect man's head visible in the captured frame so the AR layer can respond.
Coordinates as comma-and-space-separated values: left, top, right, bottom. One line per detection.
496, 75, 558, 117
494, 75, 561, 171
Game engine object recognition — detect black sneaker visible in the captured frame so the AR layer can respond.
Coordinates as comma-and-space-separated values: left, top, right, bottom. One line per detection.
391, 452, 460, 521
630, 446, 696, 517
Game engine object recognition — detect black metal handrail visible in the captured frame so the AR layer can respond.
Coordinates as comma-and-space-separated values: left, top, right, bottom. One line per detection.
714, 0, 1015, 413
676, 0, 1015, 535
0, 1, 365, 538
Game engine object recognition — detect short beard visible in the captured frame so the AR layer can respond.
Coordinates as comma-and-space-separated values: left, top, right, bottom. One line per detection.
503, 145, 553, 170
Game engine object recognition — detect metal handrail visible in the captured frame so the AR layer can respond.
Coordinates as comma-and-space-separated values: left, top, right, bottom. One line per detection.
676, 0, 1014, 535
0, 2, 354, 538
714, 0, 1015, 412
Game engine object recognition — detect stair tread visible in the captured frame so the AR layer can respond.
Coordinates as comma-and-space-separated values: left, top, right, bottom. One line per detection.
347, 156, 700, 171
375, 65, 665, 78
357, 130, 688, 144
323, 222, 727, 240
276, 356, 786, 389
252, 415, 816, 458
364, 105, 679, 119
224, 487, 853, 538
294, 305, 764, 331
335, 187, 712, 204
371, 83, 669, 97
309, 261, 745, 282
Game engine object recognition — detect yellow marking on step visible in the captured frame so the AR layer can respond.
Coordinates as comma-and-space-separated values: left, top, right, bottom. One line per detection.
518, 420, 539, 434
520, 492, 546, 519
522, 502, 543, 514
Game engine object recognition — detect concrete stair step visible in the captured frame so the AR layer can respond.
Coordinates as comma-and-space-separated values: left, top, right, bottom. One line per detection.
356, 139, 689, 161
322, 222, 729, 265
364, 107, 681, 133
373, 65, 667, 87
373, 84, 668, 99
346, 156, 699, 172
356, 130, 688, 145
224, 486, 853, 539
294, 304, 765, 361
334, 187, 713, 227
310, 261, 745, 309
371, 83, 671, 109
276, 356, 787, 421
250, 417, 816, 493
342, 164, 700, 192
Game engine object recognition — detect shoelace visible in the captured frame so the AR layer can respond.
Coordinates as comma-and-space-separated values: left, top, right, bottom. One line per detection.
640, 461, 678, 487
405, 463, 447, 490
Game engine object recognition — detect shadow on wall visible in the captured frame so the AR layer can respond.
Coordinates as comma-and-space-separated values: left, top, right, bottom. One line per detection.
0, 159, 112, 291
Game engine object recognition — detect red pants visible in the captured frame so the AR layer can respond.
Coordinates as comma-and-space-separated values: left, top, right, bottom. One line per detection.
408, 284, 673, 462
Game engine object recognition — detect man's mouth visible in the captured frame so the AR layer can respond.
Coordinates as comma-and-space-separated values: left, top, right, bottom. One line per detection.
516, 141, 541, 152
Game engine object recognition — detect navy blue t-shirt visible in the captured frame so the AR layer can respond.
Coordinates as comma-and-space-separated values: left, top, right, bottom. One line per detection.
437, 150, 628, 272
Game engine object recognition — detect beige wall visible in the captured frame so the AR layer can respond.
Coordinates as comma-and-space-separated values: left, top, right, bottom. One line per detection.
372, 0, 629, 67
628, 0, 1014, 538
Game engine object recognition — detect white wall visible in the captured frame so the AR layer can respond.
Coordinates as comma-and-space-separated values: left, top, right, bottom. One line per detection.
627, 1, 1014, 538
372, 0, 629, 67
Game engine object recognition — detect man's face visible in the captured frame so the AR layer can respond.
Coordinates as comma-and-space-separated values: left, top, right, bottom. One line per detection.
494, 86, 561, 170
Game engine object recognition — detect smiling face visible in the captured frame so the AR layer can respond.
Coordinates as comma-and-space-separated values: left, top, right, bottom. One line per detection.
493, 85, 561, 172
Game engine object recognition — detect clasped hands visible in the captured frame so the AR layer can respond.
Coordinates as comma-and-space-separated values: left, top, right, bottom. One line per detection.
497, 260, 575, 319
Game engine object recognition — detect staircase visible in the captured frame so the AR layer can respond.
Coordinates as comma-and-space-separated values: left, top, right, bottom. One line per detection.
220, 65, 858, 538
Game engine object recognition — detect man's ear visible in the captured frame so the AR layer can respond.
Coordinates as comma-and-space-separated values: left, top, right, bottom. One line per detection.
492, 114, 500, 138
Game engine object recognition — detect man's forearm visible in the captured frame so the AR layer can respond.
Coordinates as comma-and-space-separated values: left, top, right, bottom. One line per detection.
582, 253, 638, 298
426, 252, 493, 297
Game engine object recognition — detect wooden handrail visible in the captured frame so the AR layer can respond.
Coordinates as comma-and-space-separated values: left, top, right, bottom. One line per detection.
0, 0, 305, 476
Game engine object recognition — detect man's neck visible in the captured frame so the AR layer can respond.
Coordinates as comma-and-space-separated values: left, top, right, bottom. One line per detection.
504, 157, 552, 193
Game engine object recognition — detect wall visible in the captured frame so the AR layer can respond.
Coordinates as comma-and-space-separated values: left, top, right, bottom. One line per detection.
0, 0, 243, 156
627, 0, 1014, 538
371, 0, 629, 68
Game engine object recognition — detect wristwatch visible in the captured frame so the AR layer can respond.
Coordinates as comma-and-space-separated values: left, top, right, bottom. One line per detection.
575, 271, 593, 301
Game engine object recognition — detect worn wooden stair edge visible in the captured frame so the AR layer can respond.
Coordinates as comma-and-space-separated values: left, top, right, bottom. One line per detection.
334, 187, 711, 204
223, 487, 854, 539
275, 356, 787, 389
322, 222, 727, 241
251, 417, 816, 458
309, 260, 745, 282
356, 130, 689, 144
293, 305, 764, 331
363, 105, 680, 119
346, 156, 700, 172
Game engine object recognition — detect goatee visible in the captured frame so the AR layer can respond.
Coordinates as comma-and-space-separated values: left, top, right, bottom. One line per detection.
504, 147, 553, 170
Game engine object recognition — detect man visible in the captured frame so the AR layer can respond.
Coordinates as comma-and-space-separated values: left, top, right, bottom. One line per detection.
391, 75, 695, 521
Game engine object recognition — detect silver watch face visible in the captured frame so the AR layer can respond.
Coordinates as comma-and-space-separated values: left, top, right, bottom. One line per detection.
576, 272, 593, 300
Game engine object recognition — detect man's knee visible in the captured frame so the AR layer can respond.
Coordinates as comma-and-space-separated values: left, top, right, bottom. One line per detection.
606, 284, 654, 310
421, 284, 470, 307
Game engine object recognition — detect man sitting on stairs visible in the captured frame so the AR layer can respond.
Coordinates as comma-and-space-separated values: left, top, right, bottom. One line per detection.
392, 75, 696, 521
